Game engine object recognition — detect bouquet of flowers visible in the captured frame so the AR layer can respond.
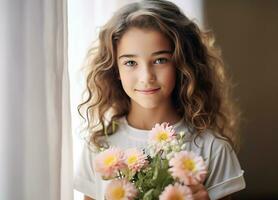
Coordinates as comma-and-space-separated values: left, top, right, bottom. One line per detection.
94, 122, 207, 200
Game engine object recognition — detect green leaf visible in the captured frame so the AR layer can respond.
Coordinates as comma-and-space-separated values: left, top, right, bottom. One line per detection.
143, 189, 154, 200
152, 164, 159, 181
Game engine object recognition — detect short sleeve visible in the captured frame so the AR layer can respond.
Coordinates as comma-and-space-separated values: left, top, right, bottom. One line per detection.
73, 143, 97, 199
204, 139, 246, 200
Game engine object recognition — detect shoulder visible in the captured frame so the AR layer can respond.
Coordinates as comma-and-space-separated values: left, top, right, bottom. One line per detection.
203, 130, 233, 156
186, 129, 233, 161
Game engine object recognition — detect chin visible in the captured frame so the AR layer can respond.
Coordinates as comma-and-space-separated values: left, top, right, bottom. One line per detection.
136, 101, 160, 109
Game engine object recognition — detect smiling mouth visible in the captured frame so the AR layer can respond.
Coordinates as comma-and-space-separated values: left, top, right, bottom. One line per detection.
135, 88, 160, 94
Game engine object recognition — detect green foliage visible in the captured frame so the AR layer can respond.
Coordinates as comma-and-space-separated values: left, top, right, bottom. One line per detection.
134, 154, 174, 199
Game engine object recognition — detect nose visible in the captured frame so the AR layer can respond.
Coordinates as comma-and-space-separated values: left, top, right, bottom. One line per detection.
139, 63, 156, 84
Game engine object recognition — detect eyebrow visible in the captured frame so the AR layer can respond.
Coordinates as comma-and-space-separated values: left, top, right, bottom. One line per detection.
118, 50, 173, 59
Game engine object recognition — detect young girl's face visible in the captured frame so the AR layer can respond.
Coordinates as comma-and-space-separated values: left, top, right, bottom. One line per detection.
117, 27, 176, 110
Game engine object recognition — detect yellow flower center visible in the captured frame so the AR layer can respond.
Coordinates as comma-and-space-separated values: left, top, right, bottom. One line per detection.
104, 155, 117, 167
156, 131, 169, 141
127, 155, 138, 165
182, 159, 195, 171
111, 187, 125, 199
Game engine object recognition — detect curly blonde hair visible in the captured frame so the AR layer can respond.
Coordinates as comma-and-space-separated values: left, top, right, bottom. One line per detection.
78, 0, 241, 151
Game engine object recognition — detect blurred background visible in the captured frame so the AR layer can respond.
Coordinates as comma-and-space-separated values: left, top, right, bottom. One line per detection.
204, 1, 278, 199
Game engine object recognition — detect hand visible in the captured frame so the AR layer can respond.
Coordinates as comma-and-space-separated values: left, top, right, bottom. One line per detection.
188, 183, 210, 200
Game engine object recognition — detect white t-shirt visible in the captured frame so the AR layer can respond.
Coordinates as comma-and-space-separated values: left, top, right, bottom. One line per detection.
74, 117, 245, 200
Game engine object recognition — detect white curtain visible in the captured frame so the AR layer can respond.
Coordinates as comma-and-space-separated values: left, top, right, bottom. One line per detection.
0, 0, 73, 200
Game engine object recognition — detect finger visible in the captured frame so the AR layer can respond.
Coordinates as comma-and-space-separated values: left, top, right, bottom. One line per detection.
188, 183, 203, 194
186, 176, 199, 186
192, 189, 209, 200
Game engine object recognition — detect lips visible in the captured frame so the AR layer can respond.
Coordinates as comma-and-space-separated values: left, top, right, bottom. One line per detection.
135, 88, 160, 94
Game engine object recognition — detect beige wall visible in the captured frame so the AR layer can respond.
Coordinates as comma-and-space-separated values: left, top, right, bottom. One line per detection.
204, 0, 278, 198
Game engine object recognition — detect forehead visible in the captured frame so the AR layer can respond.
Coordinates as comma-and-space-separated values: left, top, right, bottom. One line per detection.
117, 27, 172, 57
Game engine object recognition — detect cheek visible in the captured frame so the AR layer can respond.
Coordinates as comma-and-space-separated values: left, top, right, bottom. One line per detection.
160, 67, 176, 90
119, 71, 135, 90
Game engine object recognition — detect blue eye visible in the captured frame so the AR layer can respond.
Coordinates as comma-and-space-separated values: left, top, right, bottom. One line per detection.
154, 58, 168, 64
124, 60, 137, 67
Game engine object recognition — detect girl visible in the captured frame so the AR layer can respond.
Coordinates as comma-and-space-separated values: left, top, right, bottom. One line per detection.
74, 0, 246, 199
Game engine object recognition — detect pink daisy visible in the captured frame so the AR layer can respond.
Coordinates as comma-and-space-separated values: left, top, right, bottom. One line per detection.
159, 183, 193, 200
169, 151, 207, 185
105, 179, 138, 200
124, 148, 148, 173
94, 147, 126, 178
148, 122, 176, 144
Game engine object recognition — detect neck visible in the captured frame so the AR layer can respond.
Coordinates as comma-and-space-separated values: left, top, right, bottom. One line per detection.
127, 101, 181, 130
